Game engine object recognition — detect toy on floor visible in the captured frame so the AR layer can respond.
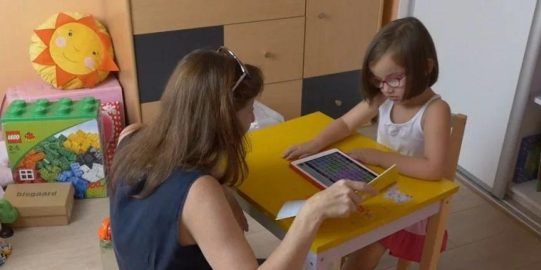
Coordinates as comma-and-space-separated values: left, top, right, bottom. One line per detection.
0, 238, 12, 266
0, 199, 18, 239
29, 12, 119, 89
98, 217, 112, 248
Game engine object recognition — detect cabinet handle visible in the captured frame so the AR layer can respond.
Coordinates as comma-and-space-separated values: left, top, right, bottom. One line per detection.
263, 51, 273, 58
318, 12, 327, 19
334, 99, 342, 107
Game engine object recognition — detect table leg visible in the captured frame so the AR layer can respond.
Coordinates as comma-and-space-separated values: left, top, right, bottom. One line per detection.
419, 197, 451, 270
305, 252, 342, 270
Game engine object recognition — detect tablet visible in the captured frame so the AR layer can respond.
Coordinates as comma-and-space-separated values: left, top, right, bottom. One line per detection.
290, 148, 397, 191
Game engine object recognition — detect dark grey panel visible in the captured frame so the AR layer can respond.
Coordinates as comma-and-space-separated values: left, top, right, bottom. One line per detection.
301, 70, 363, 119
134, 26, 224, 103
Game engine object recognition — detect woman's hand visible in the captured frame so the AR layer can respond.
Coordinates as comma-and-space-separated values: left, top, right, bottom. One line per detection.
301, 180, 378, 222
347, 148, 384, 166
283, 140, 323, 160
222, 186, 249, 232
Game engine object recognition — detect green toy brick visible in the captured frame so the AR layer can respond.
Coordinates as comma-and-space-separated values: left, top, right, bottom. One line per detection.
2, 97, 99, 122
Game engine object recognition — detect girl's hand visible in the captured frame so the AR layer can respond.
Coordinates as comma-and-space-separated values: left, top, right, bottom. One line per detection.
348, 148, 383, 166
301, 180, 378, 222
283, 140, 322, 160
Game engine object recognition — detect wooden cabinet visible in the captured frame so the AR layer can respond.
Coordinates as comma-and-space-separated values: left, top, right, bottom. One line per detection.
304, 0, 383, 78
225, 17, 304, 84
301, 71, 362, 119
259, 80, 302, 120
134, 26, 223, 103
131, 0, 305, 34
128, 0, 382, 123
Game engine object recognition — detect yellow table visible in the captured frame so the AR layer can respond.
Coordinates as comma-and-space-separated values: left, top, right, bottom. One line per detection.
238, 112, 459, 270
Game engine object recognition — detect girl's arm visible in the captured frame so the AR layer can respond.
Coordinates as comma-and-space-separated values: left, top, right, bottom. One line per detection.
350, 100, 451, 180
283, 94, 384, 160
182, 176, 376, 270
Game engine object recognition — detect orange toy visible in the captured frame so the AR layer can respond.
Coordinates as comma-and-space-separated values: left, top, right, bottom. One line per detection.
98, 217, 111, 241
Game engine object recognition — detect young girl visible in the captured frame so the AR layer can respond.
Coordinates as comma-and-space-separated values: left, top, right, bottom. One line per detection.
109, 48, 377, 270
283, 17, 451, 269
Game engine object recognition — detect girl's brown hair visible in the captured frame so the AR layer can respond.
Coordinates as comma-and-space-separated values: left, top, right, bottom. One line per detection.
361, 17, 439, 103
110, 49, 263, 198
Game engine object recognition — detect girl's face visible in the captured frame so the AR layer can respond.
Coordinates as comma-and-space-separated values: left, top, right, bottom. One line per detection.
237, 98, 256, 134
369, 52, 406, 102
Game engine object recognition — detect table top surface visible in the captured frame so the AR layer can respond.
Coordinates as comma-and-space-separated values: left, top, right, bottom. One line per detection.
238, 112, 459, 252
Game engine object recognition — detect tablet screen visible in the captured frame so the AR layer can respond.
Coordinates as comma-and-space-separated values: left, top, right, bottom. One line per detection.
295, 151, 377, 187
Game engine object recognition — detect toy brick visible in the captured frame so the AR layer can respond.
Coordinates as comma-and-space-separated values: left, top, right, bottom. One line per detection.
2, 97, 99, 122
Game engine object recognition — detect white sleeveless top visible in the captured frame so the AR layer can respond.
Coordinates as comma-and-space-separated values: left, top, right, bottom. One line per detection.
376, 94, 441, 235
377, 95, 441, 158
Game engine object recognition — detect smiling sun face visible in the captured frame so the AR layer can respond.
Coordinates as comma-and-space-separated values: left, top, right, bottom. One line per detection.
30, 12, 119, 89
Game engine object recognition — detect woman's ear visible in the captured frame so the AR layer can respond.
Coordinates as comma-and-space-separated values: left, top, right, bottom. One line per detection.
427, 58, 435, 74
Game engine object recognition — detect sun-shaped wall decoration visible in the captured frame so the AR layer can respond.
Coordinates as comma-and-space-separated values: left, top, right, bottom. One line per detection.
29, 12, 119, 89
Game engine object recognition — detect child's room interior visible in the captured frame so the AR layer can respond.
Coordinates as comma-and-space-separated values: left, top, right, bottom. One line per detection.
1, 0, 541, 269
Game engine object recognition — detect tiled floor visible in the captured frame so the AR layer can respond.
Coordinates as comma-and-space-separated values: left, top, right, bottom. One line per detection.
245, 180, 541, 270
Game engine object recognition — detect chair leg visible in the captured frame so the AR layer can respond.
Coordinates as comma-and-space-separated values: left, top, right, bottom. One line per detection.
397, 259, 411, 270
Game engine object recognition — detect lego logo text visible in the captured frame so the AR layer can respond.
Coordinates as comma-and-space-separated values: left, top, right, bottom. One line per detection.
6, 131, 22, 144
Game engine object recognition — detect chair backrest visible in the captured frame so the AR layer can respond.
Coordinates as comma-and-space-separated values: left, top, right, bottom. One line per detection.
395, 113, 468, 270
443, 113, 467, 180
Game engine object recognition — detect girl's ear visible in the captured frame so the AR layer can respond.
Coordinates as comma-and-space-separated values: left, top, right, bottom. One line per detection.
427, 58, 435, 74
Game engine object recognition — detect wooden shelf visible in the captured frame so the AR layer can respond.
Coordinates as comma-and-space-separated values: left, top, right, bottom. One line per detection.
509, 180, 541, 219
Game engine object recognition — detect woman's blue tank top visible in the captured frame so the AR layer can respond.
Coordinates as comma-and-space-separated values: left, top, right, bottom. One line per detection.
110, 169, 212, 270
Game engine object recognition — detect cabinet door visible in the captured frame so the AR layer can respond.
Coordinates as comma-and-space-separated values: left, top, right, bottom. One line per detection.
131, 0, 305, 34
225, 17, 305, 84
302, 71, 362, 119
142, 80, 302, 123
141, 101, 161, 124
259, 80, 302, 120
304, 0, 383, 78
134, 26, 223, 103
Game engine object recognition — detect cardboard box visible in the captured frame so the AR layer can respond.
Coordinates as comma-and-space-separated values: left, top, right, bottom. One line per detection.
4, 183, 74, 227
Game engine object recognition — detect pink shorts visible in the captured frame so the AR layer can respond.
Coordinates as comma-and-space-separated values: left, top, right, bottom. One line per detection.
380, 229, 448, 262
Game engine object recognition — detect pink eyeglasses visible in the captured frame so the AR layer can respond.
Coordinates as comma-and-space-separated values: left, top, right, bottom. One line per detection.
370, 73, 406, 89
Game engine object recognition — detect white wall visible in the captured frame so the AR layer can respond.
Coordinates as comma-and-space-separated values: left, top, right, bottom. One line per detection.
406, 0, 537, 188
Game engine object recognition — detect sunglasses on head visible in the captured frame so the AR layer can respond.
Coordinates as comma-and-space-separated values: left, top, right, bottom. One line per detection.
217, 47, 251, 92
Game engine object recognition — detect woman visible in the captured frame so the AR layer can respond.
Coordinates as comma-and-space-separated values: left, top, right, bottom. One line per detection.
109, 47, 377, 270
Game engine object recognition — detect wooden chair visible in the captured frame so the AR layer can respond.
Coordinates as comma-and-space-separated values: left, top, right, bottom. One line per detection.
396, 113, 467, 270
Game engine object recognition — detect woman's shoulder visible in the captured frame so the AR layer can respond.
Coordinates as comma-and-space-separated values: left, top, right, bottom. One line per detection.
183, 175, 229, 220
188, 175, 223, 196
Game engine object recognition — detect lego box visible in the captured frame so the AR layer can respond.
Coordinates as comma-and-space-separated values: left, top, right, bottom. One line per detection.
1, 77, 125, 174
1, 97, 106, 198
4, 183, 74, 227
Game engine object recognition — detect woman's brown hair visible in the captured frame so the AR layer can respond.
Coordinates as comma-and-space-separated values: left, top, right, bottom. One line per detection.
109, 49, 263, 198
361, 17, 439, 104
